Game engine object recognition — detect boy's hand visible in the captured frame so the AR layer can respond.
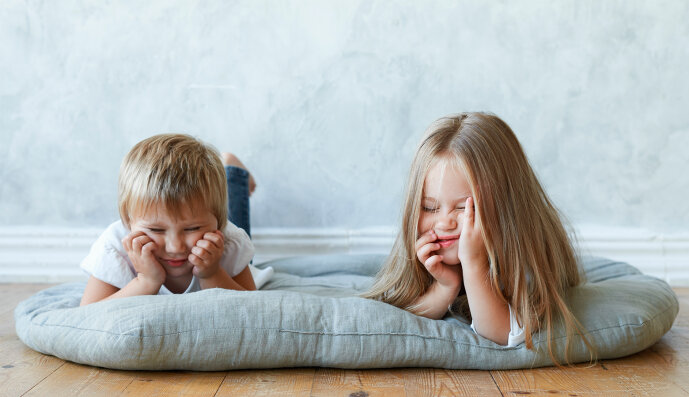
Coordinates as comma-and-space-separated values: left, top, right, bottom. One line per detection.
122, 231, 166, 287
416, 230, 462, 291
457, 197, 488, 273
190, 230, 225, 278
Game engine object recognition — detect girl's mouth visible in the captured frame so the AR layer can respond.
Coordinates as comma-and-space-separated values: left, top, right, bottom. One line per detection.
436, 235, 459, 248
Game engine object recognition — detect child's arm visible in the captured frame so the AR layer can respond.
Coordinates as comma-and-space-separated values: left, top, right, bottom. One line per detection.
191, 231, 257, 291
80, 231, 166, 306
459, 197, 511, 345
412, 230, 463, 319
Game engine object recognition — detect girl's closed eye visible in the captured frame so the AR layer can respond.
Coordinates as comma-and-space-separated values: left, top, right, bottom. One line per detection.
422, 206, 439, 213
184, 227, 201, 232
148, 228, 165, 233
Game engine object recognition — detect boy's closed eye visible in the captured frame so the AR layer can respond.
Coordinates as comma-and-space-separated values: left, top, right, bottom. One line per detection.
146, 227, 202, 233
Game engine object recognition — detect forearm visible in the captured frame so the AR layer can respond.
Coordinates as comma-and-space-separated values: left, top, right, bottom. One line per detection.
463, 265, 510, 345
103, 277, 162, 301
199, 268, 248, 291
80, 276, 161, 306
412, 282, 461, 319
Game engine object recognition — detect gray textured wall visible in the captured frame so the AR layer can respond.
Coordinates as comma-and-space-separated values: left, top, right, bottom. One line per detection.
1, 1, 688, 233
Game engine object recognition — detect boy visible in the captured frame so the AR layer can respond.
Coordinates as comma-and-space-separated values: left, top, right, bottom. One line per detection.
80, 134, 256, 305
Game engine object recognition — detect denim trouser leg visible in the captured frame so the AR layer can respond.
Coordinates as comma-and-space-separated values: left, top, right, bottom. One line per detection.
225, 165, 251, 237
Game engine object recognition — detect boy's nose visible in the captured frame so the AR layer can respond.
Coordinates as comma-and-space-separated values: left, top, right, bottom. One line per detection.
165, 235, 186, 254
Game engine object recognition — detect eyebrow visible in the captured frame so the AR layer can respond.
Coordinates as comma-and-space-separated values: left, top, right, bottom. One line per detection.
422, 196, 471, 202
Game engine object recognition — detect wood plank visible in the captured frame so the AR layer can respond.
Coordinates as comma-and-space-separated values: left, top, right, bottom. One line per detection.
493, 347, 689, 396
647, 327, 689, 394
402, 368, 503, 397
0, 335, 65, 397
22, 362, 136, 397
491, 286, 689, 396
119, 371, 226, 396
310, 368, 407, 397
217, 368, 315, 396
0, 284, 66, 396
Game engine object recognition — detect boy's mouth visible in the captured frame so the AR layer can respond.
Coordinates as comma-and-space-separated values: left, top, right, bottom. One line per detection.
436, 234, 459, 248
162, 258, 187, 267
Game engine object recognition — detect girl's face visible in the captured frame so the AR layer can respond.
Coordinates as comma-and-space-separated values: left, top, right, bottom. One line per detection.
418, 158, 472, 266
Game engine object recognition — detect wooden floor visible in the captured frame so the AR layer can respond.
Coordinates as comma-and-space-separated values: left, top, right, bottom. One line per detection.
1, 285, 688, 397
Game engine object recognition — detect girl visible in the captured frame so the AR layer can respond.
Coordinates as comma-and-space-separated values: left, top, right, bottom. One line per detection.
364, 112, 593, 363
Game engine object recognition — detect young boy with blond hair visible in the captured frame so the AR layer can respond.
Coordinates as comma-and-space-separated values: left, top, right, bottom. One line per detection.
80, 134, 258, 305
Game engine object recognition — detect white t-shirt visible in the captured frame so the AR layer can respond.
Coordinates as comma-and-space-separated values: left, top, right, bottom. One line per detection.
470, 305, 526, 347
80, 220, 255, 294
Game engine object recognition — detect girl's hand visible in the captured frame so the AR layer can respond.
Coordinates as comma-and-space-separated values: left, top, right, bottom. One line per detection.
190, 230, 225, 278
122, 231, 166, 288
457, 197, 488, 272
416, 230, 462, 290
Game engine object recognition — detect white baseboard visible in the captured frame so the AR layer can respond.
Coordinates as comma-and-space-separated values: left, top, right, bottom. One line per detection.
1, 226, 688, 286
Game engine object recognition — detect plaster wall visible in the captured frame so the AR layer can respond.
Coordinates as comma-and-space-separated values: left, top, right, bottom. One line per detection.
1, 1, 688, 234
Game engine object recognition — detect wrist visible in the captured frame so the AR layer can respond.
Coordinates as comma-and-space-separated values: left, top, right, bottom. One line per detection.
135, 273, 163, 293
198, 267, 234, 290
460, 257, 489, 275
195, 262, 221, 279
432, 280, 462, 300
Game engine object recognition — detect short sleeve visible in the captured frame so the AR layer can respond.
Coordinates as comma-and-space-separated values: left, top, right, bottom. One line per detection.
219, 221, 255, 277
506, 304, 526, 347
79, 221, 137, 289
470, 304, 526, 347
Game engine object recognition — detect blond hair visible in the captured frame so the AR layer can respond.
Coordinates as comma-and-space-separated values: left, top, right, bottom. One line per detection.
363, 112, 594, 365
118, 134, 228, 230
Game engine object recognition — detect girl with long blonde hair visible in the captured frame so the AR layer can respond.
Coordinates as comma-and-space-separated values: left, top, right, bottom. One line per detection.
364, 112, 593, 363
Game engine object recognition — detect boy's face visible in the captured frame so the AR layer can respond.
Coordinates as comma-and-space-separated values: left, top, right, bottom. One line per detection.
129, 201, 219, 279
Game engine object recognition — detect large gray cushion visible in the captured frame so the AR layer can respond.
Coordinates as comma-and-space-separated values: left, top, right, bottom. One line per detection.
14, 255, 678, 370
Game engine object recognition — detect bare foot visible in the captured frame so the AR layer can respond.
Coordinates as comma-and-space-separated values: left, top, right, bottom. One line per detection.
222, 152, 256, 196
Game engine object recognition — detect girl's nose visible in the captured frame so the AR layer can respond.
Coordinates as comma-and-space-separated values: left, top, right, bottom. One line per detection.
435, 211, 458, 230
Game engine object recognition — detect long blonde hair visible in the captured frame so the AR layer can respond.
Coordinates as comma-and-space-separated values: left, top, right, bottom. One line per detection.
363, 112, 594, 364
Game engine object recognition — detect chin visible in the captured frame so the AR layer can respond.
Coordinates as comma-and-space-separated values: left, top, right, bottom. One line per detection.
166, 266, 193, 277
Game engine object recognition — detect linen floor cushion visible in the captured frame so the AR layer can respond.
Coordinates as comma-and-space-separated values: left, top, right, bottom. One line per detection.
14, 255, 678, 370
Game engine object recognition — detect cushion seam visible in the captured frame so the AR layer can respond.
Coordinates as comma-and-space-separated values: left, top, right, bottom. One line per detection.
28, 300, 676, 350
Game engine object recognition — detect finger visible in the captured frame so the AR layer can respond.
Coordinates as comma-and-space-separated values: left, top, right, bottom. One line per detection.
141, 241, 157, 260
464, 197, 474, 226
417, 242, 440, 263
141, 241, 155, 254
188, 253, 204, 267
201, 232, 223, 249
122, 231, 145, 252
191, 246, 210, 262
132, 235, 152, 252
122, 236, 131, 252
423, 254, 445, 277
195, 239, 217, 252
415, 230, 437, 251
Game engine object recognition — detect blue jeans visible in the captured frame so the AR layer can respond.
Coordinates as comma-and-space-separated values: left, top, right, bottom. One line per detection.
225, 165, 251, 237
